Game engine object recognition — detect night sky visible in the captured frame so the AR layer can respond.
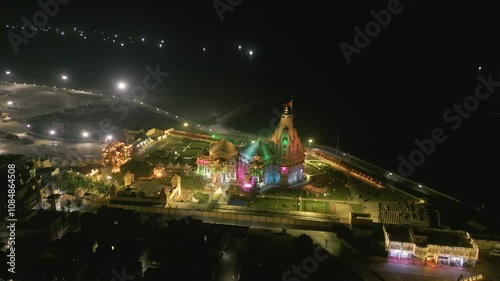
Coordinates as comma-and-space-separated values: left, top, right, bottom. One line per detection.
1, 1, 499, 209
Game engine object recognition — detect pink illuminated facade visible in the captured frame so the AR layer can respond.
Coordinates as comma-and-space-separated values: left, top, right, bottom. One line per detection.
196, 139, 238, 184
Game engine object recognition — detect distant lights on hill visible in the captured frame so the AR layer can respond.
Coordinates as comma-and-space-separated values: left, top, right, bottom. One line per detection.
5, 24, 257, 59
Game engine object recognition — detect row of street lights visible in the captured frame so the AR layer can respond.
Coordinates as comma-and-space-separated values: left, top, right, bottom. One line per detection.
4, 71, 199, 136
4, 70, 69, 88
3, 71, 128, 91
48, 129, 113, 141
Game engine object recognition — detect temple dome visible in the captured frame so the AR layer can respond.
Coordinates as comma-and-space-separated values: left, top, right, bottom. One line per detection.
209, 139, 237, 157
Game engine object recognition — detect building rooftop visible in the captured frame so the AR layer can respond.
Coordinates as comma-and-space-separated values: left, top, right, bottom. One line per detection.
421, 229, 474, 248
386, 225, 476, 248
209, 139, 237, 155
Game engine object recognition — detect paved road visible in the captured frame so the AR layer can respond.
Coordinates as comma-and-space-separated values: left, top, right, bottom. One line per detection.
215, 234, 244, 281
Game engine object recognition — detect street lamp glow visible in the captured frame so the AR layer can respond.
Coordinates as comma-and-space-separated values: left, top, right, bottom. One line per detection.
249, 50, 253, 56
183, 122, 188, 127
7, 101, 13, 105
50, 130, 55, 135
141, 38, 145, 41
117, 82, 127, 90
62, 75, 67, 80
82, 131, 89, 138
5, 71, 11, 75
203, 47, 206, 52
106, 135, 113, 140
308, 139, 313, 148
238, 45, 241, 50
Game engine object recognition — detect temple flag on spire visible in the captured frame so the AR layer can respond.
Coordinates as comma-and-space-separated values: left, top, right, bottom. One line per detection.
283, 100, 292, 108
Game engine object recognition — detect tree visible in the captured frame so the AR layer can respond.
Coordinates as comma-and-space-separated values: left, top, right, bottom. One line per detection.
121, 159, 152, 177
55, 171, 90, 195
91, 181, 112, 199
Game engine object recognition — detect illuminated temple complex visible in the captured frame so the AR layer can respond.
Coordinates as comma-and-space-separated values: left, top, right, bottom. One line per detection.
197, 104, 305, 188
196, 139, 238, 184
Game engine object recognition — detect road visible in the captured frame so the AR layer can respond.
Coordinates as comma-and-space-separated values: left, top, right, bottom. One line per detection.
214, 233, 244, 281
212, 204, 340, 223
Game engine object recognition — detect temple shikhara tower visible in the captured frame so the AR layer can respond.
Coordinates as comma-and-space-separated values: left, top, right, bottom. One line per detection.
236, 101, 305, 188
269, 104, 305, 185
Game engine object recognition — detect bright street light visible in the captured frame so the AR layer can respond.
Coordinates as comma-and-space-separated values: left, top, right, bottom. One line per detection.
5, 71, 11, 75
62, 75, 68, 87
50, 130, 56, 135
106, 135, 113, 141
308, 139, 313, 148
249, 50, 253, 56
183, 122, 188, 127
117, 81, 127, 90
7, 101, 13, 105
82, 131, 89, 138
238, 45, 242, 50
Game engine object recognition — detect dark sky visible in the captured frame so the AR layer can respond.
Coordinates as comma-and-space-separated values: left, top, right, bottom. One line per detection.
1, 0, 500, 206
